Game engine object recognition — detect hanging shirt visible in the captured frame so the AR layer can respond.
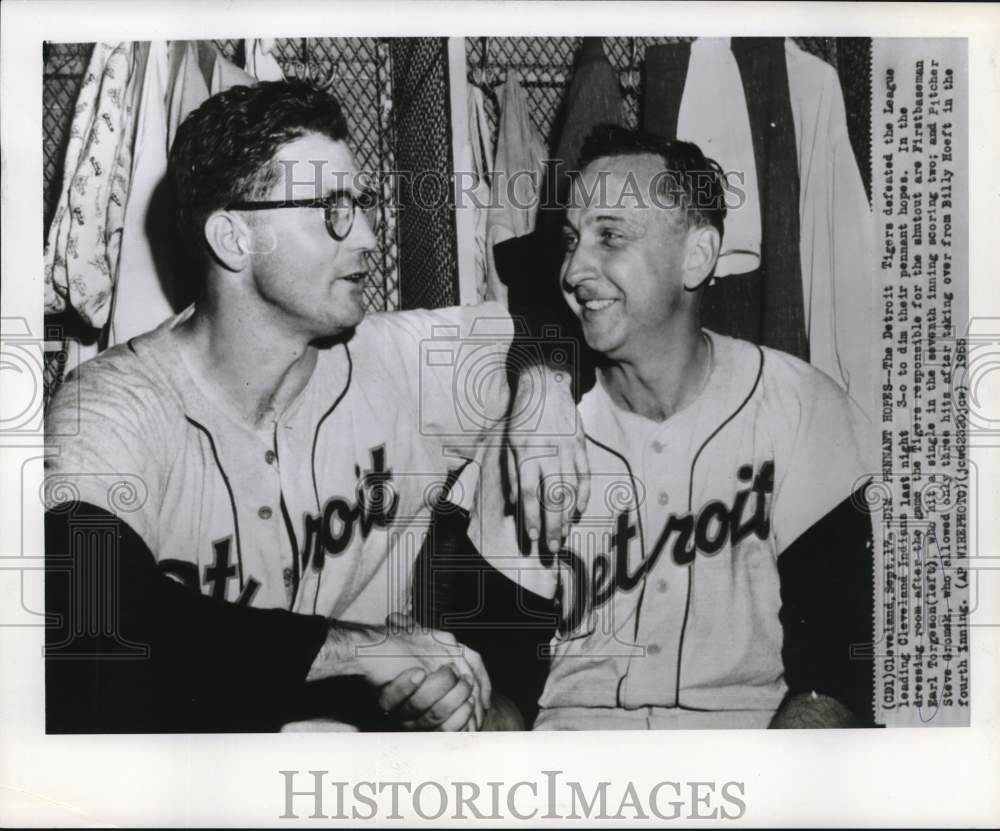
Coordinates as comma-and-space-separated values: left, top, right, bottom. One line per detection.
465, 86, 494, 300
44, 42, 134, 332
244, 39, 285, 82
675, 38, 762, 277
645, 38, 876, 424
785, 39, 878, 425
485, 71, 547, 304
109, 42, 256, 347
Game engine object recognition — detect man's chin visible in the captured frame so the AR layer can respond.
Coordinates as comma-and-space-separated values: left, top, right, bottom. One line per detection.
312, 309, 366, 346
580, 324, 622, 357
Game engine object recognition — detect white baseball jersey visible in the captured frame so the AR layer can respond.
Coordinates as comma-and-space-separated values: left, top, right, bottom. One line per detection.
473, 329, 873, 729
44, 303, 513, 624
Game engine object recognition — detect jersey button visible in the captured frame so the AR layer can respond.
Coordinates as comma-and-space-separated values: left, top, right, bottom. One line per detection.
652, 440, 664, 454
647, 643, 662, 656
658, 491, 670, 506
265, 450, 276, 465
657, 579, 669, 593
258, 506, 273, 520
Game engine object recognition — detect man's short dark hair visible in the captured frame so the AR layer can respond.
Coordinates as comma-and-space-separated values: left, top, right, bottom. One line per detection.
577, 124, 727, 240
169, 79, 350, 257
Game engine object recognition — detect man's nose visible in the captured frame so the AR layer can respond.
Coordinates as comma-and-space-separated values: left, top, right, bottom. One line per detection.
561, 247, 596, 291
347, 209, 378, 253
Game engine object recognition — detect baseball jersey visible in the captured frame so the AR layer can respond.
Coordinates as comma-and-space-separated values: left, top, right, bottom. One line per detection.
472, 329, 873, 727
44, 302, 514, 624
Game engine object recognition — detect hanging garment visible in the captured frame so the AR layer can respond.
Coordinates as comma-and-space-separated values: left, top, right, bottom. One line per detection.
645, 38, 807, 366
545, 36, 623, 231
466, 86, 494, 300
644, 38, 876, 422
493, 38, 625, 394
785, 39, 877, 424
44, 42, 134, 331
484, 71, 547, 303
675, 38, 762, 277
109, 42, 255, 347
243, 39, 285, 82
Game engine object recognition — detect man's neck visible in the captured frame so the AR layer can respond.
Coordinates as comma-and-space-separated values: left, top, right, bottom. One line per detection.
598, 327, 710, 422
176, 300, 320, 430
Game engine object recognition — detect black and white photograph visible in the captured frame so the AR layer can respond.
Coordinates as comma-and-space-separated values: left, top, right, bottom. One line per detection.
1, 1, 998, 826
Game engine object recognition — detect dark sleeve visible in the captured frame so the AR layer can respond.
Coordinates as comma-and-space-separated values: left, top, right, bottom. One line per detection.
411, 504, 558, 727
776, 484, 877, 725
45, 502, 328, 733
496, 229, 595, 403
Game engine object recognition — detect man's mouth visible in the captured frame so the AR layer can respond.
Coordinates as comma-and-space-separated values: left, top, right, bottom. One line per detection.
581, 298, 617, 312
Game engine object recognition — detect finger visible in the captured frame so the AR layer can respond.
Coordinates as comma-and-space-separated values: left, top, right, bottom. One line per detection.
437, 698, 476, 732
376, 667, 428, 714
404, 673, 473, 730
462, 646, 491, 712
519, 461, 542, 546
393, 663, 463, 721
442, 649, 485, 728
542, 468, 566, 553
504, 443, 520, 511
441, 657, 482, 727
573, 434, 591, 518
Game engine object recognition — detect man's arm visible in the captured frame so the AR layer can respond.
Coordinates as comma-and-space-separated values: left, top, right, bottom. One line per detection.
46, 502, 327, 732
46, 503, 488, 732
409, 502, 559, 729
775, 484, 877, 728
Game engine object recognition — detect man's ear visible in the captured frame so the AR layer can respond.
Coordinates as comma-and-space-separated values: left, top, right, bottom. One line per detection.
682, 225, 721, 291
203, 210, 253, 272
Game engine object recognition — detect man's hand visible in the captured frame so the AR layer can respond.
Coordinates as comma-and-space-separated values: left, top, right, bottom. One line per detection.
505, 365, 590, 553
378, 664, 480, 731
307, 613, 491, 731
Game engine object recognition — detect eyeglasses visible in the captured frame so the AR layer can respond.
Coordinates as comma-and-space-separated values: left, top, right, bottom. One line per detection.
226, 189, 382, 241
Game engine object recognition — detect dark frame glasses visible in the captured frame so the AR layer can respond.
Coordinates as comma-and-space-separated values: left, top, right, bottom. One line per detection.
226, 189, 382, 241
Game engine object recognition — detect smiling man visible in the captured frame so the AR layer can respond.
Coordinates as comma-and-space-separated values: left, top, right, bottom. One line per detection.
474, 125, 878, 730
43, 80, 579, 733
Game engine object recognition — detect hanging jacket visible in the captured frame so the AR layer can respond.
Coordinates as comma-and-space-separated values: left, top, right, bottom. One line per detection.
545, 37, 623, 230
492, 39, 624, 399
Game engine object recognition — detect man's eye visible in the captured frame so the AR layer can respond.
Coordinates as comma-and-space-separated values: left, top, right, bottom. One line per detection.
600, 229, 624, 246
562, 233, 579, 252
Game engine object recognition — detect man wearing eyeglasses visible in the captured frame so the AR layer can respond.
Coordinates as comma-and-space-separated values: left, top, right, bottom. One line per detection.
43, 79, 582, 733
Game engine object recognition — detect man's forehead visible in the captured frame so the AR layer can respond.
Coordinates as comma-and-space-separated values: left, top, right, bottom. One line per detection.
270, 133, 362, 198
569, 153, 665, 213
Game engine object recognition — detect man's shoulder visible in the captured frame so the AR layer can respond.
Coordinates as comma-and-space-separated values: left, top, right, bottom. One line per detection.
354, 302, 510, 342
48, 326, 185, 433
710, 331, 870, 441
705, 330, 846, 402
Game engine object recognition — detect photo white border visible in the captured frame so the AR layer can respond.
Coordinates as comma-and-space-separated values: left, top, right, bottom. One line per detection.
2, 1, 999, 826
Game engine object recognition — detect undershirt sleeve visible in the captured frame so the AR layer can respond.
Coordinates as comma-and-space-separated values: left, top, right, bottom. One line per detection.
46, 502, 329, 733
